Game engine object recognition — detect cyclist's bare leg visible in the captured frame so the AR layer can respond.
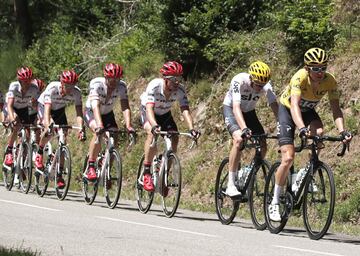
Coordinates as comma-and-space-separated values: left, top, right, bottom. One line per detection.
7, 116, 21, 147
88, 121, 101, 161
143, 122, 157, 164
309, 119, 324, 156
228, 130, 243, 185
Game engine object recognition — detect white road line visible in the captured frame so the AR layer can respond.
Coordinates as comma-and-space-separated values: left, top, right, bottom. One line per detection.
274, 245, 345, 256
96, 216, 219, 238
0, 199, 62, 212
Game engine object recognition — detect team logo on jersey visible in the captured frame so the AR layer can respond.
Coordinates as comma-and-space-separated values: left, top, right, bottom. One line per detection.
241, 93, 260, 101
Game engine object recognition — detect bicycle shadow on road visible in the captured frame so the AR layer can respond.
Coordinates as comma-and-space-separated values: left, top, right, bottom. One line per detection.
277, 227, 360, 245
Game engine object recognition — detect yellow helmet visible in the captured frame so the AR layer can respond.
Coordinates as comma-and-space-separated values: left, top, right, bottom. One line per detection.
304, 47, 328, 66
249, 61, 271, 83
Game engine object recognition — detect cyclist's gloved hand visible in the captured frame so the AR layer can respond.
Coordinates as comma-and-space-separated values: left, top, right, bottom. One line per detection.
241, 127, 252, 138
127, 126, 137, 144
78, 128, 86, 141
340, 130, 352, 142
95, 126, 104, 135
189, 129, 201, 139
151, 125, 161, 135
298, 127, 309, 138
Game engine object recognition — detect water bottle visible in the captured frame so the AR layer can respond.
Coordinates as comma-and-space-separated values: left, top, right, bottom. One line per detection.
237, 165, 252, 189
292, 167, 307, 193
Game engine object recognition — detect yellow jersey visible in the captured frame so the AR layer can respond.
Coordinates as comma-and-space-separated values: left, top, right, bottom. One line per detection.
280, 68, 339, 112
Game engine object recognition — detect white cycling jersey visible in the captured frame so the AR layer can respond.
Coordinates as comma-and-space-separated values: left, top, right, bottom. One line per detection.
6, 81, 40, 109
38, 81, 82, 110
140, 78, 189, 115
223, 73, 276, 112
85, 77, 128, 115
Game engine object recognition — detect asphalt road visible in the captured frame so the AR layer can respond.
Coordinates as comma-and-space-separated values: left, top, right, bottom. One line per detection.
0, 185, 359, 256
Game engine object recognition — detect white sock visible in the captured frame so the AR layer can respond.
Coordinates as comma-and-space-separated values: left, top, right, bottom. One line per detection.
272, 184, 282, 205
228, 171, 236, 187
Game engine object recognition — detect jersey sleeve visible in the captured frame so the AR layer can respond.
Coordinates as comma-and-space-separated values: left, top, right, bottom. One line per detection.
43, 88, 53, 104
145, 81, 156, 105
231, 79, 241, 104
326, 75, 340, 100
74, 87, 83, 106
119, 82, 129, 100
177, 86, 189, 108
289, 74, 302, 97
88, 82, 101, 102
264, 82, 277, 105
6, 83, 17, 99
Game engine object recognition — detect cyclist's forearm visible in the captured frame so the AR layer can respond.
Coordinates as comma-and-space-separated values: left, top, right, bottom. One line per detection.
75, 105, 84, 128
182, 109, 194, 130
122, 108, 132, 129
290, 105, 305, 129
146, 105, 157, 127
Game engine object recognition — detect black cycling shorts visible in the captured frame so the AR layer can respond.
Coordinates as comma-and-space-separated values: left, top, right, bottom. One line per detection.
38, 104, 68, 125
84, 108, 118, 129
140, 105, 178, 132
223, 105, 265, 136
277, 103, 321, 146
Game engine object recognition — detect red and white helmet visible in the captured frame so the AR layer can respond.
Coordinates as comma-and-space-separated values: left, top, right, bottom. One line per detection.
33, 78, 46, 92
17, 66, 33, 81
104, 63, 123, 78
60, 70, 78, 85
160, 61, 183, 76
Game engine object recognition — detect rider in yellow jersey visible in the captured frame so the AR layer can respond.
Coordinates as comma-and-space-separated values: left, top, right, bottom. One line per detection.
269, 48, 352, 221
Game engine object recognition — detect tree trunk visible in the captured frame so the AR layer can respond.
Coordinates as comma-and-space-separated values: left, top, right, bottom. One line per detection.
14, 0, 33, 47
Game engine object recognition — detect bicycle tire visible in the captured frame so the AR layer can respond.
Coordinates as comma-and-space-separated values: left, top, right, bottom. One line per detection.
104, 148, 122, 209
248, 159, 271, 230
55, 145, 72, 201
81, 155, 98, 205
135, 154, 154, 213
2, 146, 15, 191
214, 157, 240, 225
34, 150, 51, 197
264, 161, 291, 233
303, 162, 335, 240
161, 152, 181, 218
29, 143, 39, 193
19, 142, 32, 194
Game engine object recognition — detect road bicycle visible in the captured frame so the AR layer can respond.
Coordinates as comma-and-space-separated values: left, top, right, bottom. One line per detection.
215, 134, 277, 229
34, 124, 81, 200
2, 123, 34, 193
264, 135, 348, 240
136, 130, 197, 218
82, 128, 135, 209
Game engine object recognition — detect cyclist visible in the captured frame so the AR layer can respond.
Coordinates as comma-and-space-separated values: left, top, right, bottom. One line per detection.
269, 47, 352, 221
29, 78, 46, 143
2, 67, 40, 170
223, 61, 278, 197
35, 70, 85, 188
83, 63, 135, 181
140, 61, 200, 192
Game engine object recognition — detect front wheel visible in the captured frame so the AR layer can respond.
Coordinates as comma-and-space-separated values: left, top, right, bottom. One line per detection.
18, 142, 33, 194
160, 152, 181, 218
135, 155, 154, 213
248, 160, 271, 230
264, 161, 291, 234
303, 162, 335, 240
214, 157, 239, 225
82, 155, 98, 205
55, 146, 72, 200
104, 148, 122, 209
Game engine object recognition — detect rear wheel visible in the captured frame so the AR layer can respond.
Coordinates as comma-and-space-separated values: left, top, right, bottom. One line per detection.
3, 146, 15, 191
248, 160, 271, 230
215, 157, 240, 225
55, 146, 72, 200
161, 152, 181, 218
135, 155, 154, 213
82, 155, 98, 205
303, 162, 335, 240
264, 161, 291, 234
104, 148, 122, 209
19, 142, 32, 194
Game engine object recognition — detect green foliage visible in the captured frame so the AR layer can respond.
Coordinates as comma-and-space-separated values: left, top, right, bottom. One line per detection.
0, 246, 39, 256
0, 38, 24, 91
24, 24, 84, 84
275, 0, 337, 64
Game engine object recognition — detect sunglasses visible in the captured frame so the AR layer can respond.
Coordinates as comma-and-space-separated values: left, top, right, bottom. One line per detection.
308, 66, 327, 73
165, 76, 183, 83
253, 81, 266, 88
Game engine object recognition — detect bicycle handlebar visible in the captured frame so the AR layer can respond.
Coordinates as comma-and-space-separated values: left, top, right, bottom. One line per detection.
295, 135, 348, 157
240, 133, 278, 151
150, 130, 198, 149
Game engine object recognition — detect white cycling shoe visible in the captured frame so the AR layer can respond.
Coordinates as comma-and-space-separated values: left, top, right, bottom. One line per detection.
268, 204, 282, 222
225, 185, 241, 197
